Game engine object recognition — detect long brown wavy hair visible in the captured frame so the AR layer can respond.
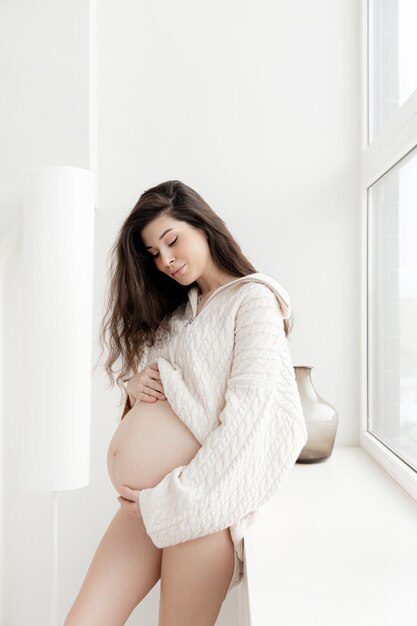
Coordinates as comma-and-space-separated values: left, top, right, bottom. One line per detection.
97, 180, 293, 398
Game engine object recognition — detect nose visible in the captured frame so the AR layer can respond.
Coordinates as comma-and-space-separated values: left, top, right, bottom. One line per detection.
160, 251, 175, 268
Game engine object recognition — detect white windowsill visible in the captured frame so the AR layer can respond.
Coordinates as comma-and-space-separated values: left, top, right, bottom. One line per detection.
243, 445, 417, 626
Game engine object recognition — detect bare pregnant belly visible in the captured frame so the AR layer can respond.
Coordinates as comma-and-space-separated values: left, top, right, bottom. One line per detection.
107, 399, 202, 496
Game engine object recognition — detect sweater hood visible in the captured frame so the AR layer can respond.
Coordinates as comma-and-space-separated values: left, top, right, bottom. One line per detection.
188, 272, 292, 319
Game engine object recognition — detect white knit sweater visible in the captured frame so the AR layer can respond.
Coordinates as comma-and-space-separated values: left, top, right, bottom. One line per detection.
133, 272, 308, 562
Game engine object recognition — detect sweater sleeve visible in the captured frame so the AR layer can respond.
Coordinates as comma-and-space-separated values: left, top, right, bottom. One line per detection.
138, 285, 308, 548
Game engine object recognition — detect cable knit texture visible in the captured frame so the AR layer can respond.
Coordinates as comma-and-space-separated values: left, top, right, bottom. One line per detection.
131, 272, 308, 565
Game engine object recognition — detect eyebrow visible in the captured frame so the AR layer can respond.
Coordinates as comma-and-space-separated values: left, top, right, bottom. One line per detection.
145, 228, 176, 250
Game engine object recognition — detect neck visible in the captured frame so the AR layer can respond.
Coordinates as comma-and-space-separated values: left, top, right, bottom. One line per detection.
197, 272, 240, 297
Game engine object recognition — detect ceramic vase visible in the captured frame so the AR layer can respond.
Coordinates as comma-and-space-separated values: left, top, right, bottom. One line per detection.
294, 366, 338, 463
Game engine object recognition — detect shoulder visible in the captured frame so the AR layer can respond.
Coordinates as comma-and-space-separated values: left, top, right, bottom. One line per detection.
234, 281, 280, 306
231, 284, 286, 344
232, 282, 284, 329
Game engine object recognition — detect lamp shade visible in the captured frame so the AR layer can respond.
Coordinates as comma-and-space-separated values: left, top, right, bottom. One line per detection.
18, 166, 95, 492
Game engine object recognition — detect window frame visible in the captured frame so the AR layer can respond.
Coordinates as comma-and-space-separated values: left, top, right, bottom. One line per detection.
360, 0, 417, 503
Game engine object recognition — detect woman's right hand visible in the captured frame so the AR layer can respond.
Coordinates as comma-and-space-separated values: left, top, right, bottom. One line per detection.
126, 362, 167, 404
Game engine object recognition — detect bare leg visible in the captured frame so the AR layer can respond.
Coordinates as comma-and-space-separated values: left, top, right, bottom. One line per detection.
158, 527, 235, 626
63, 506, 162, 626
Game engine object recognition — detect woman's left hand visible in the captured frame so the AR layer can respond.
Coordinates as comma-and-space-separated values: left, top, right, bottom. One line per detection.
117, 485, 142, 518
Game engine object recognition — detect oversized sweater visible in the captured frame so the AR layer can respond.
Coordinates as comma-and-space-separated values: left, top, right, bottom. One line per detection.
126, 272, 308, 562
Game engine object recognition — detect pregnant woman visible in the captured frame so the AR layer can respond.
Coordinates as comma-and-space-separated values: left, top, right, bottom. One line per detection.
64, 180, 308, 626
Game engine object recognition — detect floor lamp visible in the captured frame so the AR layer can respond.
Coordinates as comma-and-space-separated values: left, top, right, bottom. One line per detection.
18, 165, 95, 626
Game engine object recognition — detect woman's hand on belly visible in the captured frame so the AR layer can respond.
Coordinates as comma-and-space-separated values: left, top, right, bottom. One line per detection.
117, 485, 143, 519
127, 362, 167, 404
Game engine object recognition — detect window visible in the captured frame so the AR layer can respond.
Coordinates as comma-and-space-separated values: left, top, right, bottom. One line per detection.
362, 0, 417, 502
368, 149, 417, 469
368, 0, 417, 143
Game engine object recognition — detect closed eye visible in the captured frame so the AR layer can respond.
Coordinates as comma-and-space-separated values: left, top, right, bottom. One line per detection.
150, 237, 178, 258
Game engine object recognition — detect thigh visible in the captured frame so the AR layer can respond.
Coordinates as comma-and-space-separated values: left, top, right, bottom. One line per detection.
158, 527, 235, 626
64, 505, 162, 626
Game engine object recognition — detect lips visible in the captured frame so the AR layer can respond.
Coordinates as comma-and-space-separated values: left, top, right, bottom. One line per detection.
171, 264, 185, 276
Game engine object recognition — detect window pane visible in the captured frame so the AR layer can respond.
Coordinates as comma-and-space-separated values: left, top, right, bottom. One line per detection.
369, 0, 417, 143
368, 146, 417, 470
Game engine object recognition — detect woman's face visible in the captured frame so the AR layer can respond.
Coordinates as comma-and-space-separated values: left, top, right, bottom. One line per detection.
140, 215, 210, 284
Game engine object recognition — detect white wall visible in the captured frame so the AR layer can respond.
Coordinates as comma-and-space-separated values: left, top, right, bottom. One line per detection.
96, 0, 361, 445
0, 0, 91, 624
1, 0, 360, 623
0, 0, 90, 238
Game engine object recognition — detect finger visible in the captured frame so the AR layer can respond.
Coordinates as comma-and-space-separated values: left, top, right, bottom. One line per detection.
138, 384, 166, 401
121, 485, 141, 500
138, 381, 159, 395
147, 365, 162, 381
146, 390, 166, 400
146, 383, 166, 400
138, 389, 158, 402
148, 362, 160, 375
139, 370, 163, 392
150, 381, 165, 394
119, 486, 134, 500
